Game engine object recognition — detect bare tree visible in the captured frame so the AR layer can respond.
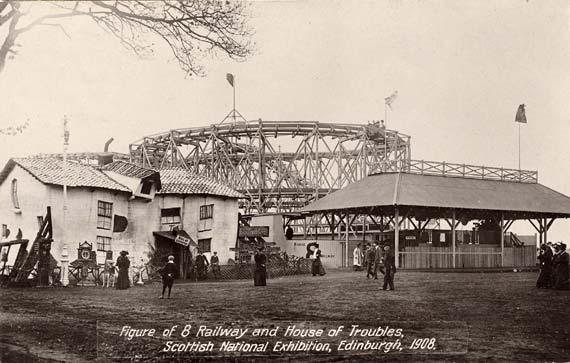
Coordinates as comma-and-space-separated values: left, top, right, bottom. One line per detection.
0, 0, 253, 76
0, 119, 29, 135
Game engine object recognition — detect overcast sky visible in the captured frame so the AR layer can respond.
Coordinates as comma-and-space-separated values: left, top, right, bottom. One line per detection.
1, 1, 569, 240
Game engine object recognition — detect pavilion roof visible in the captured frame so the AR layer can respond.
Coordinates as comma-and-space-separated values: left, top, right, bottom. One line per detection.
300, 172, 570, 218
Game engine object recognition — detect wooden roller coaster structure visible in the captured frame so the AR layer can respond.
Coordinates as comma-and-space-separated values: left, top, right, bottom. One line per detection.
128, 112, 412, 213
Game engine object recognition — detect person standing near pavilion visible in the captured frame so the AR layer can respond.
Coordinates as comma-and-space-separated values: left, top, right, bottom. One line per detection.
311, 243, 326, 276
254, 247, 267, 286
552, 242, 569, 290
115, 250, 131, 290
373, 241, 385, 279
160, 255, 178, 299
382, 245, 396, 291
353, 242, 364, 271
365, 243, 375, 279
210, 251, 221, 279
536, 243, 553, 288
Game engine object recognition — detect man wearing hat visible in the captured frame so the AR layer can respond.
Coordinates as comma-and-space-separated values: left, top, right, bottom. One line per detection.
382, 245, 396, 291
552, 242, 569, 290
160, 256, 178, 299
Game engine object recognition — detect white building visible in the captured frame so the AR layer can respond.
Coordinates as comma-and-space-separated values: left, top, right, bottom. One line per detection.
0, 157, 242, 277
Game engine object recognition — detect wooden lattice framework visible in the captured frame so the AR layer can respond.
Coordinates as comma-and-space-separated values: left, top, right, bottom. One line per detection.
128, 114, 411, 213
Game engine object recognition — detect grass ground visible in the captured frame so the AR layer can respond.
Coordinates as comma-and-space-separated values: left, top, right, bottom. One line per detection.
0, 270, 569, 363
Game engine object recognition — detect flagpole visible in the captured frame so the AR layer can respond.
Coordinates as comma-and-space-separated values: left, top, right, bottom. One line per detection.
233, 77, 236, 124
384, 102, 388, 171
518, 121, 521, 170
61, 115, 70, 287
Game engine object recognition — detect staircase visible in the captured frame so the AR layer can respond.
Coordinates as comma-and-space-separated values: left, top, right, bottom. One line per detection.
509, 232, 524, 247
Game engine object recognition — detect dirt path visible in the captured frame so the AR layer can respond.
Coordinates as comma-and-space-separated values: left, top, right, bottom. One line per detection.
1, 271, 569, 362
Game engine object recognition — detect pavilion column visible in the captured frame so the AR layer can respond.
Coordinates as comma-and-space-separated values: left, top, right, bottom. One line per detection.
345, 213, 350, 268
500, 213, 504, 267
452, 209, 456, 269
395, 206, 400, 269
543, 218, 549, 243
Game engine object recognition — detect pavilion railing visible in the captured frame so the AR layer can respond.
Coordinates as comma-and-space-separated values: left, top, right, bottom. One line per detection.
375, 159, 538, 183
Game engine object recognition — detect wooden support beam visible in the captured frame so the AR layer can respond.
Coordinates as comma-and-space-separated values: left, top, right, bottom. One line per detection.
504, 219, 515, 232
407, 216, 418, 230
500, 213, 504, 267
546, 218, 556, 231
395, 207, 400, 269
345, 214, 350, 268
452, 209, 456, 269
528, 219, 541, 234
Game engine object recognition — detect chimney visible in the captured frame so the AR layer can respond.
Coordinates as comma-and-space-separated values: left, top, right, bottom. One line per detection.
98, 153, 114, 167
98, 138, 115, 166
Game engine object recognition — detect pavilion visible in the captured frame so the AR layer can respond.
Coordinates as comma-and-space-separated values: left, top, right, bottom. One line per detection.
300, 160, 570, 268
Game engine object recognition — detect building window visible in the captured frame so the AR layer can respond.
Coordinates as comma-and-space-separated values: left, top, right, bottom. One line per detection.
199, 204, 213, 220
11, 179, 19, 209
97, 201, 113, 230
1, 224, 7, 239
140, 181, 153, 195
161, 208, 181, 225
96, 236, 112, 251
198, 238, 211, 253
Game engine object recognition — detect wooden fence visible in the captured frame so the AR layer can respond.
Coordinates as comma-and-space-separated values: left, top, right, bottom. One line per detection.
400, 245, 537, 269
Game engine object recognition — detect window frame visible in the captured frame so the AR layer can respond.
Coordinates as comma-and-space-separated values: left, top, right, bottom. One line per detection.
96, 235, 112, 251
199, 204, 214, 220
198, 238, 212, 253
97, 201, 113, 230
160, 207, 181, 225
140, 180, 153, 195
11, 178, 19, 209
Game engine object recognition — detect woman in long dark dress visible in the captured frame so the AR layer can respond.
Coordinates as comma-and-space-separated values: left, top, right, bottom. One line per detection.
254, 247, 267, 286
552, 242, 569, 290
536, 243, 553, 288
116, 251, 131, 289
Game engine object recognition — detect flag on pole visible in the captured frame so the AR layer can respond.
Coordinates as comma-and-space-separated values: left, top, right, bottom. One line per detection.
515, 104, 527, 123
226, 73, 235, 87
384, 90, 398, 109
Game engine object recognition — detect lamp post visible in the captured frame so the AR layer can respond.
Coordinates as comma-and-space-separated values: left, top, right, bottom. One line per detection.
61, 116, 70, 287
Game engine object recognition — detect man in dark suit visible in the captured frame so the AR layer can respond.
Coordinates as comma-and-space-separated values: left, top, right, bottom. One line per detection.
373, 241, 385, 279
210, 251, 221, 279
365, 243, 376, 279
160, 255, 178, 299
382, 245, 396, 290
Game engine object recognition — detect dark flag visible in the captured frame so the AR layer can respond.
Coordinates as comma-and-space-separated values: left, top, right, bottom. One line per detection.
226, 73, 235, 87
515, 104, 527, 123
113, 215, 128, 232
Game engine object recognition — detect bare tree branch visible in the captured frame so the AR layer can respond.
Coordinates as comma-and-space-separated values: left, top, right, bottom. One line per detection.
0, 0, 254, 77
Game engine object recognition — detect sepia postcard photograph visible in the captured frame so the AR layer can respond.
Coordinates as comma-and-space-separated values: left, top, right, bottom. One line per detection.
0, 1, 569, 362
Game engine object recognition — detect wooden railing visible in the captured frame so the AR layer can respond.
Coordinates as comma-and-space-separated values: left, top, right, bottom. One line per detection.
375, 159, 538, 183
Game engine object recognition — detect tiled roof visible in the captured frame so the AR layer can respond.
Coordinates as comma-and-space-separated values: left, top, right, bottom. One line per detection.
159, 168, 242, 198
0, 158, 130, 192
102, 160, 158, 179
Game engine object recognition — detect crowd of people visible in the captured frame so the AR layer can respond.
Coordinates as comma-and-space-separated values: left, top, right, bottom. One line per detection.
110, 237, 570, 298
537, 242, 569, 290
353, 241, 396, 290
